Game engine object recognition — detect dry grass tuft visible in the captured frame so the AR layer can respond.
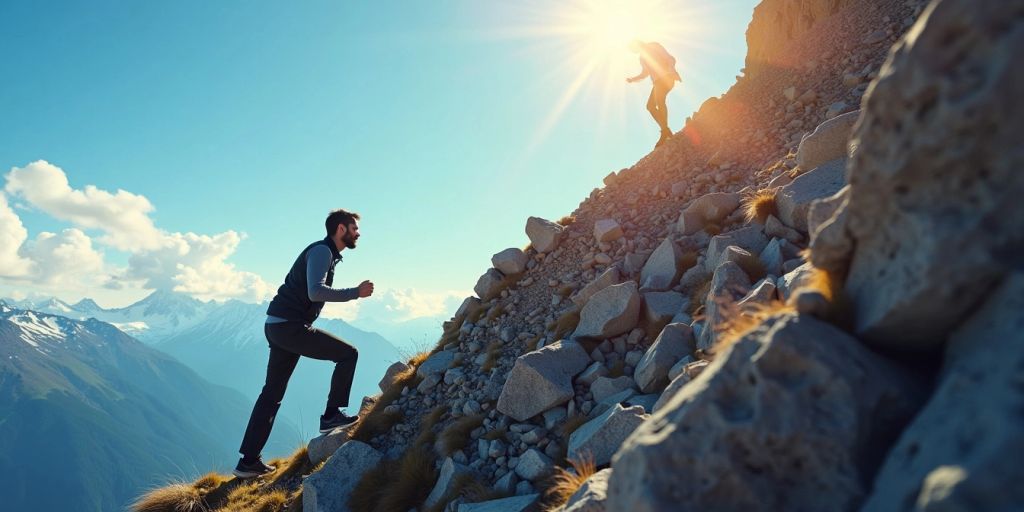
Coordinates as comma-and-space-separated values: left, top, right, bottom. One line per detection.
414, 405, 448, 448
703, 222, 722, 236
349, 448, 437, 512
557, 215, 576, 226
524, 334, 543, 352
223, 482, 288, 512
552, 307, 582, 341
482, 426, 508, 441
688, 278, 713, 316
541, 456, 598, 511
485, 303, 507, 324
712, 299, 795, 356
734, 251, 767, 282
481, 341, 503, 372
742, 188, 779, 224
556, 284, 576, 298
350, 406, 404, 443
438, 413, 486, 456
557, 412, 589, 439
132, 483, 209, 512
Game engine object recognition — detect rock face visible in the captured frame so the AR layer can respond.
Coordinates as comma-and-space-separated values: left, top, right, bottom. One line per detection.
574, 282, 641, 340
526, 216, 565, 253
640, 238, 688, 291
776, 157, 847, 233
303, 441, 382, 512
745, 0, 856, 71
676, 192, 741, 235
568, 404, 647, 466
796, 110, 859, 171
608, 314, 923, 512
861, 274, 1024, 511
491, 248, 528, 276
496, 340, 591, 421
633, 323, 695, 393
816, 0, 1024, 349
563, 468, 612, 512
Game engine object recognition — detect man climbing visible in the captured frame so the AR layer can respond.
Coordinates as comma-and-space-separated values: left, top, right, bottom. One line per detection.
626, 39, 682, 148
234, 208, 374, 478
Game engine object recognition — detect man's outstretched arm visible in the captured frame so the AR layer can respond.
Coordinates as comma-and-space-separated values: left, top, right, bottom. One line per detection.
626, 67, 649, 83
306, 245, 361, 302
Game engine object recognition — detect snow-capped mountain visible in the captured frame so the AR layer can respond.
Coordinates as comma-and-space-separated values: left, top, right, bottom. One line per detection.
0, 305, 298, 512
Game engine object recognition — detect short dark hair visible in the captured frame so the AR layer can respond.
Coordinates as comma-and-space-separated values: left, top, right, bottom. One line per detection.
325, 209, 361, 237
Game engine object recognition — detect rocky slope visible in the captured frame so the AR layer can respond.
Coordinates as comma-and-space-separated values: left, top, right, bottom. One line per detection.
137, 0, 1022, 511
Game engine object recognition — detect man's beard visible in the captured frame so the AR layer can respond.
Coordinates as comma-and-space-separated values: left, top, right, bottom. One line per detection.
343, 234, 357, 249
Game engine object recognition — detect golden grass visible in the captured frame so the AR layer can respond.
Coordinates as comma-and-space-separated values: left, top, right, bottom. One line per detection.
481, 340, 503, 372
222, 482, 288, 512
350, 350, 428, 442
132, 483, 209, 512
437, 413, 486, 456
466, 304, 487, 324
349, 448, 437, 512
552, 307, 581, 341
541, 456, 597, 511
414, 405, 448, 448
557, 215, 576, 226
712, 299, 795, 356
741, 188, 779, 224
688, 278, 713, 316
703, 222, 722, 236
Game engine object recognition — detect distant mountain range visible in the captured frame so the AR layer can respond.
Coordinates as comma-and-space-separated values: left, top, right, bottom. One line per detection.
8, 291, 406, 448
0, 302, 296, 512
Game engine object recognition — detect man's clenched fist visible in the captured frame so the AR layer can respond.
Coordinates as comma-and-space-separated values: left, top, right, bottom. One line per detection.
358, 280, 375, 298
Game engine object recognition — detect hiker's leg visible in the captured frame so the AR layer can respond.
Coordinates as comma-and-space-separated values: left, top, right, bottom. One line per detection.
646, 87, 661, 126
270, 325, 359, 410
652, 80, 673, 132
239, 326, 301, 458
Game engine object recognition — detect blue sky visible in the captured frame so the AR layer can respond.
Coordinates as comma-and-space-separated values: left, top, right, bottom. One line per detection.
0, 0, 756, 330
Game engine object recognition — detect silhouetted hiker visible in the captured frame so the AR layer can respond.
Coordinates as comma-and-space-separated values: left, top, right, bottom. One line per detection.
626, 39, 681, 148
234, 209, 374, 478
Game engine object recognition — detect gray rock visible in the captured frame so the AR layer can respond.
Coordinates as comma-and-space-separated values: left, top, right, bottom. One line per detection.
417, 372, 442, 393
590, 376, 636, 403
623, 252, 649, 275
796, 109, 859, 171
457, 494, 539, 512
697, 261, 752, 351
775, 262, 816, 301
378, 361, 410, 392
592, 388, 637, 417
307, 427, 353, 466
493, 471, 518, 496
633, 323, 695, 393
608, 314, 923, 512
514, 449, 553, 481
593, 219, 623, 243
418, 350, 457, 379
564, 468, 612, 512
758, 238, 784, 277
425, 457, 471, 509
705, 226, 769, 273
475, 268, 511, 301
526, 216, 565, 253
624, 394, 659, 415
568, 404, 647, 466
737, 278, 778, 309
454, 296, 482, 321
666, 355, 695, 382
676, 192, 741, 235
776, 157, 847, 233
641, 291, 686, 328
764, 215, 804, 245
303, 441, 383, 512
576, 362, 609, 386
640, 238, 689, 292
575, 282, 641, 340
542, 407, 567, 430
492, 248, 529, 276
826, 0, 1024, 349
806, 187, 847, 241
862, 274, 1024, 511
653, 360, 709, 414
572, 266, 623, 308
497, 340, 591, 421
824, 101, 848, 120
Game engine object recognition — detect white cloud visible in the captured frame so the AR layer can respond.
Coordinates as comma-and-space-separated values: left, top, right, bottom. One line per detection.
125, 231, 272, 302
19, 228, 106, 285
322, 287, 470, 323
4, 160, 163, 251
0, 193, 32, 278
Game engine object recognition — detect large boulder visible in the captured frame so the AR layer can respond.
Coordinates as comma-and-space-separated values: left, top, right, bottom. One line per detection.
776, 157, 847, 233
607, 314, 924, 512
568, 404, 647, 466
526, 216, 565, 253
378, 361, 410, 392
862, 274, 1024, 511
308, 427, 352, 466
633, 323, 695, 393
593, 219, 624, 242
705, 226, 769, 273
496, 340, 591, 421
474, 268, 511, 301
815, 0, 1024, 349
572, 266, 623, 307
676, 192, 741, 235
574, 282, 641, 340
303, 441, 383, 512
639, 238, 690, 292
563, 469, 612, 512
796, 109, 859, 171
425, 457, 471, 509
492, 248, 529, 276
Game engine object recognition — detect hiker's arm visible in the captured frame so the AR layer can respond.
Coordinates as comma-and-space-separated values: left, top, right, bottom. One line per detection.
626, 66, 649, 83
306, 245, 361, 302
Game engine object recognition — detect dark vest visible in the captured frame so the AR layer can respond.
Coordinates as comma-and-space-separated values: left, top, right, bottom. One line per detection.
266, 237, 341, 324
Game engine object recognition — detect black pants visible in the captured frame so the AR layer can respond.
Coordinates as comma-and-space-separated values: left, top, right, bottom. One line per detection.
238, 321, 358, 458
